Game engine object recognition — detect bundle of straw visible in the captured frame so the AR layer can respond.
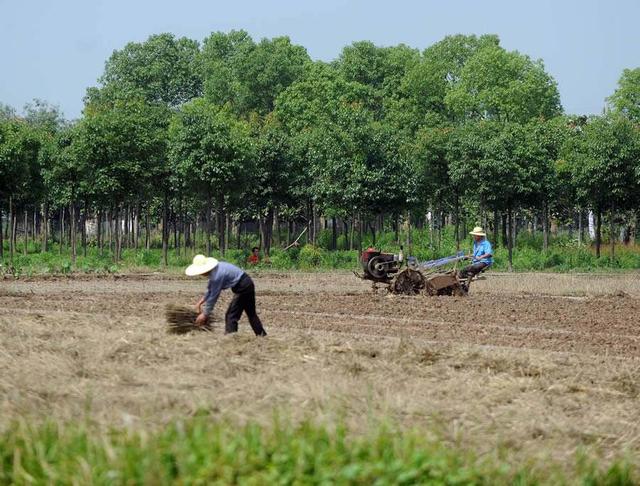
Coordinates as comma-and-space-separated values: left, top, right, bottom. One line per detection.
165, 304, 212, 334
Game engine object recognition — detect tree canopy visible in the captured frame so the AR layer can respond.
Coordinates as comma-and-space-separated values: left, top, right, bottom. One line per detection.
1, 31, 639, 265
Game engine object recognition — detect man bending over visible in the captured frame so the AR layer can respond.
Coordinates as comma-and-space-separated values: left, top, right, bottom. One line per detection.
185, 254, 267, 336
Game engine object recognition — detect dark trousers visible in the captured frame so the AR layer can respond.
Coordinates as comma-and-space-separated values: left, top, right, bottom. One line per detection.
226, 274, 267, 336
460, 262, 488, 279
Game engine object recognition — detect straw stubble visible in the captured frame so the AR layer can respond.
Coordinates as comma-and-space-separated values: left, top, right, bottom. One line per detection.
165, 304, 212, 334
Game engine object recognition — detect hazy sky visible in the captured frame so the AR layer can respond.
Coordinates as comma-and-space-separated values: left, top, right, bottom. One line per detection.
1, 0, 638, 120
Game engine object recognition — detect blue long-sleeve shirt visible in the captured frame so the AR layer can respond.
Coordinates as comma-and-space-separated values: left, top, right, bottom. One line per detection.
202, 262, 245, 316
472, 239, 493, 265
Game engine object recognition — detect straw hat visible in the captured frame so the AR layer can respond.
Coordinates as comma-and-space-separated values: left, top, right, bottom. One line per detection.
469, 226, 486, 237
185, 254, 219, 276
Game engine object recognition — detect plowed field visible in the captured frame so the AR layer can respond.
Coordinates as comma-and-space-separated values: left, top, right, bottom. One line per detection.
1, 271, 639, 466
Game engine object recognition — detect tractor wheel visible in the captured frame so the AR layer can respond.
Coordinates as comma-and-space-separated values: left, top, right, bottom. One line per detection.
391, 268, 425, 295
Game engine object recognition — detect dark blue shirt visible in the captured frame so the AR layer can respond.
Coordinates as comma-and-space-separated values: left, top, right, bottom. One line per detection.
202, 262, 245, 316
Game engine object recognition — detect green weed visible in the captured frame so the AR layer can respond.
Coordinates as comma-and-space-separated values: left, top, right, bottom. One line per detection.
0, 418, 636, 485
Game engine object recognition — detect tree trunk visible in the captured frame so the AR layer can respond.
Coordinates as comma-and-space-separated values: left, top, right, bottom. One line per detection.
192, 219, 197, 253
437, 211, 442, 250
577, 209, 583, 245
133, 205, 139, 250
145, 208, 151, 250
392, 214, 398, 246
542, 202, 549, 252
216, 198, 225, 256
610, 204, 615, 260
482, 209, 488, 239
507, 208, 514, 272
41, 203, 48, 253
369, 221, 376, 246
331, 216, 337, 250
162, 193, 169, 266
428, 209, 434, 250
123, 206, 129, 250
454, 193, 460, 251
349, 213, 355, 251
493, 208, 499, 248
405, 210, 412, 254
32, 210, 37, 246
225, 213, 231, 252
8, 197, 14, 262
70, 203, 77, 264
107, 209, 113, 256
59, 206, 65, 254
205, 196, 212, 255
273, 209, 280, 248
2, 211, 7, 242
10, 209, 17, 264
306, 202, 312, 246
236, 220, 241, 250
343, 220, 348, 246
23, 209, 28, 256
184, 212, 191, 250
173, 209, 179, 256
595, 209, 602, 258
261, 208, 274, 256
97, 210, 103, 254
82, 200, 88, 258
0, 208, 4, 259
501, 212, 508, 248
312, 204, 318, 245
510, 212, 516, 247
113, 205, 120, 262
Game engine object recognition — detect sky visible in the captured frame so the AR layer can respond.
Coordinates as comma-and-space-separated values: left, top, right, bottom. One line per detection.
1, 0, 639, 120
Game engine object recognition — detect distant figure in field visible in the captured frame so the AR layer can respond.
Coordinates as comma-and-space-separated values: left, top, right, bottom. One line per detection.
185, 254, 267, 336
460, 226, 493, 279
247, 246, 260, 265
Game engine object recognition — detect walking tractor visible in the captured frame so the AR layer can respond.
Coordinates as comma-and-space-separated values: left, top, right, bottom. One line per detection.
356, 247, 481, 296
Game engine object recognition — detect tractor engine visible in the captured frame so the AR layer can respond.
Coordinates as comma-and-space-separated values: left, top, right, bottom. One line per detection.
360, 247, 403, 283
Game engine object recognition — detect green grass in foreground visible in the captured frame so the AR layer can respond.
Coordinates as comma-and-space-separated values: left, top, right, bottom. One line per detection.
0, 418, 636, 485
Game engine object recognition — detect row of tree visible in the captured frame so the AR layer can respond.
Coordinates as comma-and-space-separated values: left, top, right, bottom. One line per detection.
1, 32, 639, 268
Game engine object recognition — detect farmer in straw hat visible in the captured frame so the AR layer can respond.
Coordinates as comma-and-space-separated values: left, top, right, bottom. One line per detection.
460, 226, 493, 279
185, 255, 267, 336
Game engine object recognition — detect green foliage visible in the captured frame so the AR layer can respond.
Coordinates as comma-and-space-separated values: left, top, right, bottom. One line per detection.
564, 114, 640, 212
608, 67, 640, 122
75, 94, 170, 207
133, 249, 162, 267
0, 119, 44, 206
298, 244, 324, 269
2, 31, 639, 271
0, 417, 636, 485
336, 40, 420, 118
445, 42, 562, 123
315, 229, 333, 250
390, 34, 499, 130
23, 99, 65, 133
411, 125, 455, 214
169, 99, 253, 201
98, 33, 202, 107
5, 228, 639, 276
201, 31, 310, 115
267, 249, 296, 269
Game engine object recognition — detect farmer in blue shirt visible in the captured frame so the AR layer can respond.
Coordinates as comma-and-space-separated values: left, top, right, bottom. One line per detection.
185, 255, 267, 336
460, 226, 493, 279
